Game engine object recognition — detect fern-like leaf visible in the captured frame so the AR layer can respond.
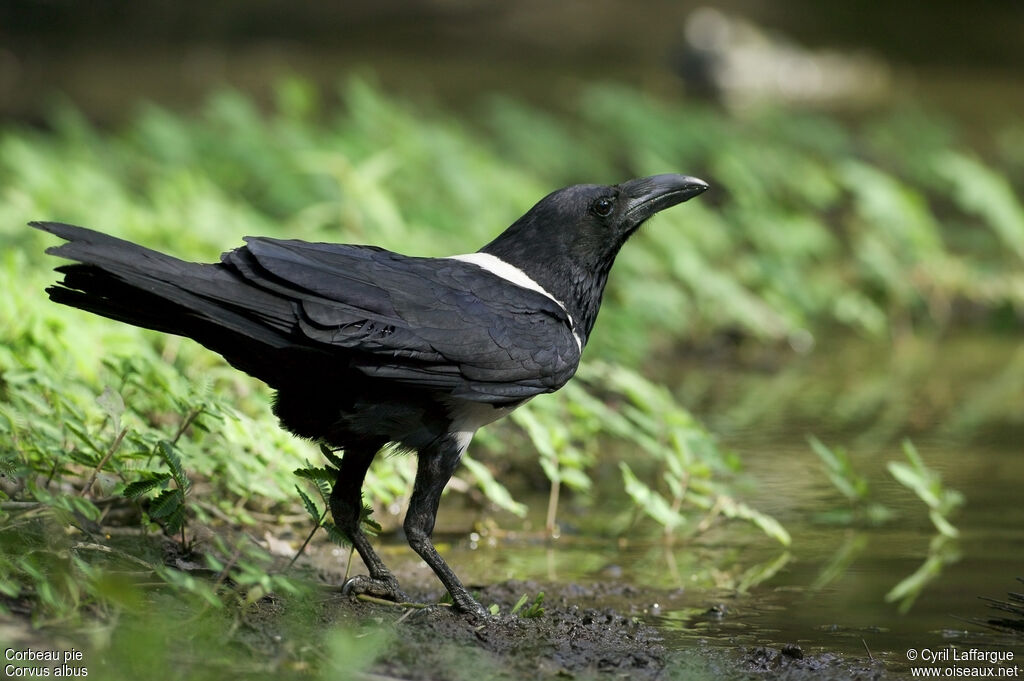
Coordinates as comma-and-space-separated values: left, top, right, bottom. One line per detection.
360, 504, 382, 535
322, 521, 352, 548
319, 443, 344, 469
295, 485, 323, 524
163, 503, 186, 535
0, 458, 17, 478
157, 441, 190, 492
295, 465, 336, 502
123, 472, 172, 499
294, 466, 337, 483
148, 489, 183, 519
65, 421, 100, 455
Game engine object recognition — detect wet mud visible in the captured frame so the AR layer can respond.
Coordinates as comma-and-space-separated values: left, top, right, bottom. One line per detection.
240, 578, 890, 680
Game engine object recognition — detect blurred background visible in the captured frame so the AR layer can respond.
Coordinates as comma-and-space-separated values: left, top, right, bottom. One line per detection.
2, 0, 1023, 122
1, 1, 1023, 676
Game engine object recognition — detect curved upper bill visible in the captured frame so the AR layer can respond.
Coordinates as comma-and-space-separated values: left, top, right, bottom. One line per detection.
620, 174, 709, 224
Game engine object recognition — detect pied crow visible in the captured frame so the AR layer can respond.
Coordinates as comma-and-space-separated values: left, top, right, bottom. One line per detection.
33, 173, 708, 616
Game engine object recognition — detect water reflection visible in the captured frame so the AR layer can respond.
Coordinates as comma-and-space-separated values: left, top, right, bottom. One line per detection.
431, 334, 1024, 657
885, 534, 961, 614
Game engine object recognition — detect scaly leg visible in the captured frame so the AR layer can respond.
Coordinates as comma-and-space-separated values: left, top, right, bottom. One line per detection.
404, 434, 487, 617
329, 443, 407, 602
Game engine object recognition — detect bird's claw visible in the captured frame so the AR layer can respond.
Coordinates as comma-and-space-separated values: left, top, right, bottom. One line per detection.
341, 574, 409, 603
459, 602, 491, 620
450, 593, 490, 620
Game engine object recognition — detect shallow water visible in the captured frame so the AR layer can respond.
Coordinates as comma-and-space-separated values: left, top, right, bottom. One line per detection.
439, 456, 1021, 659
429, 334, 1024, 667
666, 438, 1024, 661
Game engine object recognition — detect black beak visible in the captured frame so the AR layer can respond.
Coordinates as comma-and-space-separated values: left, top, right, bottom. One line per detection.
620, 174, 709, 225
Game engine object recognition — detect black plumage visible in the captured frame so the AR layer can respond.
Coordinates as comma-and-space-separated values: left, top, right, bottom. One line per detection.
34, 173, 708, 616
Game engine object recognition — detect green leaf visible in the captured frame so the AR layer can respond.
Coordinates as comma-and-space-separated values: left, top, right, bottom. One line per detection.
295, 464, 336, 502
360, 505, 382, 535
720, 498, 792, 546
619, 462, 684, 531
123, 472, 172, 499
26, 483, 101, 522
96, 386, 125, 432
322, 521, 352, 548
0, 578, 20, 598
512, 408, 558, 460
0, 457, 17, 478
520, 592, 545, 618
936, 152, 1024, 260
559, 466, 592, 492
887, 462, 940, 508
808, 435, 867, 502
163, 503, 186, 535
460, 455, 528, 518
929, 509, 960, 538
295, 485, 323, 524
67, 448, 100, 467
319, 443, 344, 469
65, 421, 100, 455
510, 593, 530, 615
888, 440, 962, 537
64, 495, 103, 523
157, 441, 190, 492
294, 466, 337, 483
148, 489, 183, 519
537, 455, 560, 484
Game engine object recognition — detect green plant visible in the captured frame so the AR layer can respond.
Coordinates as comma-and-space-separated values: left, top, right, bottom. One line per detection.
808, 435, 892, 525
510, 398, 595, 535
569, 363, 790, 545
511, 591, 546, 618
123, 440, 193, 548
887, 439, 964, 538
885, 533, 961, 613
291, 444, 382, 572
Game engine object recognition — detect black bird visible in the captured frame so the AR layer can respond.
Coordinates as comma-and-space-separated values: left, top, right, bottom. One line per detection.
34, 173, 708, 616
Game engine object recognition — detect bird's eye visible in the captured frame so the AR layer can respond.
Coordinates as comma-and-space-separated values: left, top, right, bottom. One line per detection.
592, 196, 615, 217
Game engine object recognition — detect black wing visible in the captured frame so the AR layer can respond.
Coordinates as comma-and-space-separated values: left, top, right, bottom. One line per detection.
224, 238, 581, 403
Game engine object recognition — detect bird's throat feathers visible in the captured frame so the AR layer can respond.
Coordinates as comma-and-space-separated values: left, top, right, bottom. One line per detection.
480, 216, 626, 346
473, 173, 708, 352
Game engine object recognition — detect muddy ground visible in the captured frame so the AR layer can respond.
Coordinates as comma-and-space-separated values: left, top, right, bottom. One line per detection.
237, 578, 889, 681
1, 523, 940, 680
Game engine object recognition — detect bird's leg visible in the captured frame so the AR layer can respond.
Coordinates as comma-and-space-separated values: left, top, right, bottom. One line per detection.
329, 444, 407, 603
404, 435, 488, 617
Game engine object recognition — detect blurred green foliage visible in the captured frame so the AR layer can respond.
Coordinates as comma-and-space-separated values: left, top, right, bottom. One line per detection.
0, 77, 1021, 665
676, 332, 1024, 448
4, 79, 1022, 356
887, 439, 964, 538
807, 435, 893, 526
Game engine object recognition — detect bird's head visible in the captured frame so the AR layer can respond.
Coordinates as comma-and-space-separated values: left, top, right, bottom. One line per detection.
481, 173, 708, 342
548, 174, 709, 258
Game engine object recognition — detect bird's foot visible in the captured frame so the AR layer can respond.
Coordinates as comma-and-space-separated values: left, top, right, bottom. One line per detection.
341, 574, 409, 604
449, 590, 490, 620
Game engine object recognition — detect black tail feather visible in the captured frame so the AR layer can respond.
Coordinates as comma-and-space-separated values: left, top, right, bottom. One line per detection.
32, 221, 305, 386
